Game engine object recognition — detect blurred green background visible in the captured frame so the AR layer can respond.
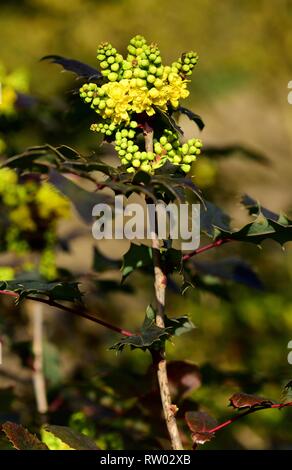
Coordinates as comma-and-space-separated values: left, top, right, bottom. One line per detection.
1, 0, 292, 450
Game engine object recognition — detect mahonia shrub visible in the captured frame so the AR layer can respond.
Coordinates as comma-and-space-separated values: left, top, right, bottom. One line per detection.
0, 35, 292, 452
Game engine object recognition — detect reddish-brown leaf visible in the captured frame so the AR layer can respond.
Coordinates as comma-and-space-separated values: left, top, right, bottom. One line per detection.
185, 411, 217, 445
2, 422, 48, 450
229, 392, 274, 409
168, 361, 201, 398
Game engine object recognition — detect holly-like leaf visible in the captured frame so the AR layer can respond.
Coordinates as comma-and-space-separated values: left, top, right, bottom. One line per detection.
200, 201, 231, 237
41, 425, 99, 450
154, 107, 183, 135
183, 273, 231, 300
281, 380, 292, 404
49, 170, 112, 224
110, 305, 169, 352
185, 411, 217, 445
41, 55, 102, 80
0, 280, 83, 304
165, 315, 195, 336
229, 392, 274, 409
152, 174, 204, 205
192, 257, 263, 290
93, 246, 120, 273
216, 214, 292, 247
2, 422, 48, 450
177, 106, 205, 130
121, 243, 152, 281
241, 195, 288, 223
168, 361, 201, 398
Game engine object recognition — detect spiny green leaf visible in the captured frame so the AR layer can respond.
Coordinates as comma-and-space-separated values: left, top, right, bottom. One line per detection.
241, 195, 291, 225
281, 380, 292, 403
93, 246, 120, 273
110, 305, 169, 352
165, 315, 195, 336
121, 243, 153, 281
41, 425, 99, 450
49, 170, 112, 224
200, 201, 231, 237
2, 422, 48, 450
0, 280, 83, 304
192, 257, 263, 290
216, 214, 292, 247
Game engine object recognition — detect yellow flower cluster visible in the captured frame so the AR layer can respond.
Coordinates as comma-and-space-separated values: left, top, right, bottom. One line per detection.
0, 168, 71, 280
35, 182, 71, 220
0, 63, 29, 116
101, 75, 188, 124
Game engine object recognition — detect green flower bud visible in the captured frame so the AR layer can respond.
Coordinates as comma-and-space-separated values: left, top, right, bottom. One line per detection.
124, 70, 132, 79
111, 63, 120, 72
181, 164, 191, 173
108, 72, 118, 82
127, 167, 135, 173
132, 159, 141, 168
183, 155, 193, 164
173, 155, 182, 164
147, 74, 156, 84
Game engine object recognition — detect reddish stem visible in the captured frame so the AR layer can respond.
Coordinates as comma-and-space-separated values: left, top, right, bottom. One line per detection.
208, 402, 292, 434
183, 238, 232, 262
0, 290, 133, 337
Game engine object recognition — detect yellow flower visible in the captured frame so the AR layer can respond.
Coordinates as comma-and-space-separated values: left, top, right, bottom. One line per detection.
9, 205, 36, 231
0, 266, 15, 281
36, 182, 70, 219
0, 168, 18, 194
0, 86, 17, 115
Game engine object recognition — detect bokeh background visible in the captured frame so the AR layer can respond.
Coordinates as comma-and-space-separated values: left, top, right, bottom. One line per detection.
0, 0, 292, 450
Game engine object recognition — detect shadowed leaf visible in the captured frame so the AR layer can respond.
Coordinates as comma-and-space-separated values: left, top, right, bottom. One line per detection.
93, 246, 120, 273
121, 243, 152, 281
41, 55, 102, 80
165, 315, 195, 336
49, 170, 112, 224
177, 106, 205, 130
192, 257, 263, 290
241, 195, 289, 223
110, 305, 169, 352
200, 201, 231, 237
0, 280, 83, 304
185, 411, 217, 445
2, 422, 48, 450
229, 392, 274, 409
281, 380, 292, 404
